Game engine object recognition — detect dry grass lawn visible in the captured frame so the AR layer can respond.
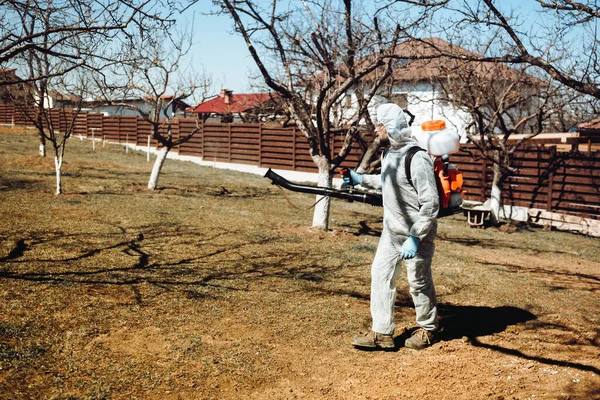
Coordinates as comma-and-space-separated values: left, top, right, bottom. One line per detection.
0, 126, 599, 399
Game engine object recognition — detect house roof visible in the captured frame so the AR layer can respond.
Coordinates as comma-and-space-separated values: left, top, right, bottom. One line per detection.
387, 37, 472, 82
309, 37, 539, 89
187, 92, 276, 114
80, 96, 190, 109
578, 118, 600, 134
326, 37, 535, 86
388, 37, 538, 84
48, 90, 82, 103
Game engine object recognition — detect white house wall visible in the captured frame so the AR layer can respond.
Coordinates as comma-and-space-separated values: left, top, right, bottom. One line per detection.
344, 83, 471, 142
90, 102, 174, 118
399, 82, 470, 139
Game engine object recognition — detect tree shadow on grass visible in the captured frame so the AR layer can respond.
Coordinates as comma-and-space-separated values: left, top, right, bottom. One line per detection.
436, 304, 600, 376
476, 260, 600, 293
436, 232, 577, 256
0, 224, 332, 295
1, 239, 27, 261
469, 336, 600, 376
2, 226, 599, 378
334, 217, 383, 238
0, 177, 40, 191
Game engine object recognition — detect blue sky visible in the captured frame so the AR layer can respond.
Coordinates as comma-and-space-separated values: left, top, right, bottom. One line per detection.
179, 4, 258, 96
179, 1, 571, 98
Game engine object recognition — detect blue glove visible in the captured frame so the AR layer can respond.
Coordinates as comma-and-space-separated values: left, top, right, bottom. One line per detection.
343, 169, 363, 186
400, 236, 420, 260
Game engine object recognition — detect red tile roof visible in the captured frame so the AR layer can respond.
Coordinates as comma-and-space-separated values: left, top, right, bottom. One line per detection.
187, 93, 276, 113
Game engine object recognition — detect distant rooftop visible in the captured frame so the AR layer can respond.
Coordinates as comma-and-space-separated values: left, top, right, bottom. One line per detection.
578, 118, 600, 134
186, 89, 277, 114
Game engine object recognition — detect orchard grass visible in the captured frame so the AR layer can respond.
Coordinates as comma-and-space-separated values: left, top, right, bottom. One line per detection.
0, 126, 599, 399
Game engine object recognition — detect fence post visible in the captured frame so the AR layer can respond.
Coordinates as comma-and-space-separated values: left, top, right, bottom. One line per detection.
147, 134, 151, 162
174, 119, 180, 155
91, 128, 96, 151
228, 123, 232, 162
292, 127, 297, 171
480, 157, 487, 202
258, 123, 262, 167
546, 169, 554, 212
546, 148, 555, 212
200, 119, 204, 159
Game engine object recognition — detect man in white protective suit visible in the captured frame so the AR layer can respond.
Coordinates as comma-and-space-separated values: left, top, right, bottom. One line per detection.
345, 103, 440, 350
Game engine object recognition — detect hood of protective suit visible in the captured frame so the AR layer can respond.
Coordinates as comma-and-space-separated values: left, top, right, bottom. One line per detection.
376, 103, 411, 147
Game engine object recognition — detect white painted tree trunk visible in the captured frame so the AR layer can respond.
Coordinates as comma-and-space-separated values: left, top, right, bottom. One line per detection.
489, 163, 502, 225
148, 146, 170, 190
311, 165, 332, 230
490, 184, 501, 225
54, 154, 63, 195
39, 135, 46, 157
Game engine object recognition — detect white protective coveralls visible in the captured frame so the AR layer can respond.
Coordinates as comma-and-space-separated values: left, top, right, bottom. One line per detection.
360, 104, 440, 334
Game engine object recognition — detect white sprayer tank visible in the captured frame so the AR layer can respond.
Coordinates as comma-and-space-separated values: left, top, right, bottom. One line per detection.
411, 120, 460, 156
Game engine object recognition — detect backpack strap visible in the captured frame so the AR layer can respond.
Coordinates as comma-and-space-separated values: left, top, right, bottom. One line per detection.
405, 146, 427, 190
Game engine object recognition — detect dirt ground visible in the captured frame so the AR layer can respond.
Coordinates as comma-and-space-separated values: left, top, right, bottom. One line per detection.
0, 128, 599, 399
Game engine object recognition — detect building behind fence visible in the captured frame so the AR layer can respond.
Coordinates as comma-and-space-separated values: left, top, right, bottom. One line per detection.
1, 104, 598, 229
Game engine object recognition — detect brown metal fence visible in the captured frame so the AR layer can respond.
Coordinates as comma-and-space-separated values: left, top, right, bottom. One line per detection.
1, 105, 598, 220
450, 145, 600, 220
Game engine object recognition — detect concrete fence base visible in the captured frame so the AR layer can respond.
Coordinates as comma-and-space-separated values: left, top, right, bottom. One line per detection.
112, 139, 600, 237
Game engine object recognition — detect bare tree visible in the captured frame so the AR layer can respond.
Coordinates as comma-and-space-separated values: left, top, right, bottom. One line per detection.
93, 30, 212, 190
434, 51, 595, 223
0, 0, 176, 85
416, 0, 600, 100
12, 0, 97, 194
216, 0, 443, 229
373, 1, 600, 221
21, 61, 89, 194
7, 0, 193, 194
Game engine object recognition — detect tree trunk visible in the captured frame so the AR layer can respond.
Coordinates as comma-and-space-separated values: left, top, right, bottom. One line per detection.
356, 137, 382, 173
148, 146, 170, 190
489, 162, 502, 226
54, 154, 63, 195
39, 135, 46, 157
311, 158, 332, 230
